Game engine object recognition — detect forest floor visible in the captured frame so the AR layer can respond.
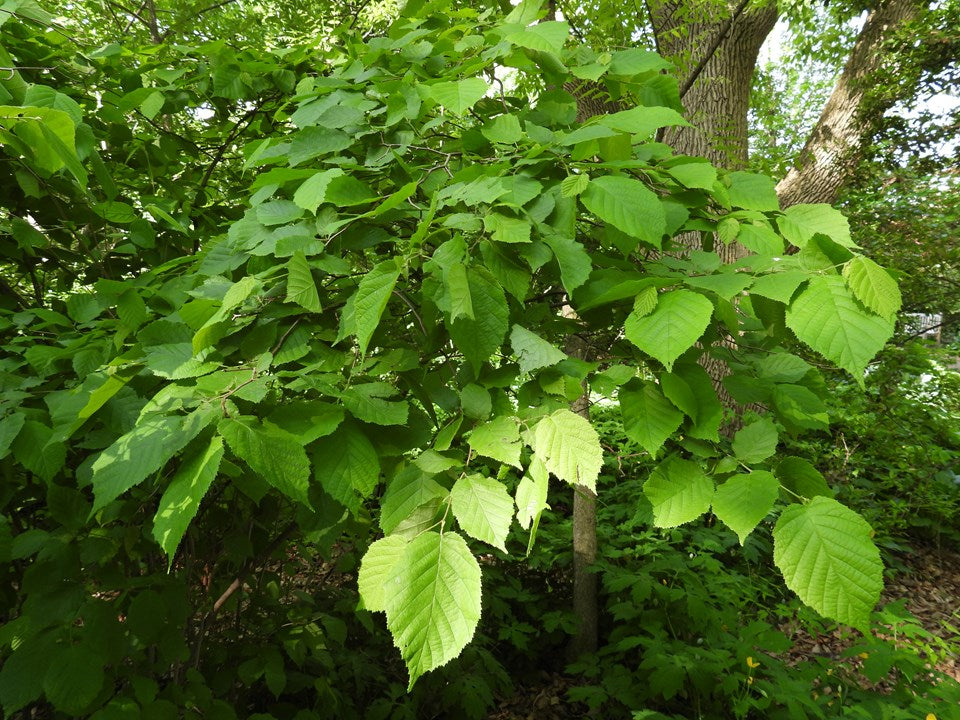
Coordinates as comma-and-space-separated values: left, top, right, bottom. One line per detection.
487, 542, 960, 719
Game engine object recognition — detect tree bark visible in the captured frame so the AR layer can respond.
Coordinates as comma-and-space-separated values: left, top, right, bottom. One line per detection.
776, 0, 926, 207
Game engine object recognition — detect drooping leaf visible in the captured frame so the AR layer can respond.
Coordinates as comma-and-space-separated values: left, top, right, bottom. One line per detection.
625, 289, 713, 371
712, 471, 780, 544
0, 412, 26, 460
449, 267, 509, 370
445, 262, 474, 321
358, 534, 409, 612
530, 409, 603, 491
219, 417, 311, 507
775, 457, 834, 500
342, 382, 409, 425
286, 251, 322, 313
481, 114, 523, 144
543, 234, 592, 293
340, 258, 400, 356
380, 466, 447, 535
786, 275, 894, 382
91, 411, 212, 513
515, 455, 549, 533
152, 436, 224, 567
293, 168, 344, 213
619, 380, 683, 456
450, 474, 514, 551
643, 456, 714, 528
385, 531, 482, 688
842, 256, 901, 319
773, 497, 882, 629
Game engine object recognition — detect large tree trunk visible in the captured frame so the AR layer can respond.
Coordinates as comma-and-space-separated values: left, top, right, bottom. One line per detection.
776, 0, 926, 207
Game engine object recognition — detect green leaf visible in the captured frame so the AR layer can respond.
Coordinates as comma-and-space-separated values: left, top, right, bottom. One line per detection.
286, 251, 322, 313
737, 223, 784, 256
293, 168, 344, 213
732, 417, 778, 464
712, 470, 780, 544
786, 275, 894, 381
152, 436, 224, 567
607, 48, 673, 76
543, 234, 592, 293
580, 175, 665, 247
325, 175, 375, 206
484, 213, 531, 244
560, 173, 589, 197
665, 161, 716, 190
342, 383, 409, 425
140, 90, 164, 119
531, 409, 603, 491
619, 380, 683, 456
481, 114, 523, 144
842, 256, 901, 319
775, 456, 834, 500
449, 267, 509, 370
773, 496, 882, 629
510, 325, 566, 374
312, 424, 380, 513
506, 20, 569, 55
451, 474, 514, 551
468, 415, 522, 469
598, 105, 689, 138
778, 203, 853, 249
380, 466, 447, 534
446, 261, 474, 321
772, 384, 829, 431
643, 456, 714, 528
516, 456, 549, 532
726, 171, 779, 212
428, 78, 488, 114
459, 384, 491, 419
340, 258, 400, 355
0, 633, 56, 715
749, 270, 808, 303
625, 289, 713, 371
385, 531, 482, 689
358, 534, 409, 612
0, 412, 25, 459
91, 411, 211, 513
219, 417, 312, 507
256, 199, 303, 226
43, 645, 104, 715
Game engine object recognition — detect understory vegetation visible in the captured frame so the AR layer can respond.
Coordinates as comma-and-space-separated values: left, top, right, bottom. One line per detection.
1, 0, 959, 718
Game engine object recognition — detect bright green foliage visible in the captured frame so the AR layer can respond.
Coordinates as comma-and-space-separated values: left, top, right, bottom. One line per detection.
531, 409, 604, 492
786, 275, 895, 381
358, 534, 409, 613
384, 531, 482, 689
450, 474, 514, 551
712, 471, 780, 544
773, 497, 883, 630
842, 255, 902, 319
0, 0, 906, 706
625, 290, 714, 370
732, 417, 779, 464
152, 436, 225, 567
644, 457, 714, 527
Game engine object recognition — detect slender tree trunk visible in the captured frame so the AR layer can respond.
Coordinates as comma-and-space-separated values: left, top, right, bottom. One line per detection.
776, 0, 926, 207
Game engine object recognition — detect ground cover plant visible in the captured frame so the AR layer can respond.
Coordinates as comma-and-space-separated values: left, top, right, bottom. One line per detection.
1, 0, 959, 718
